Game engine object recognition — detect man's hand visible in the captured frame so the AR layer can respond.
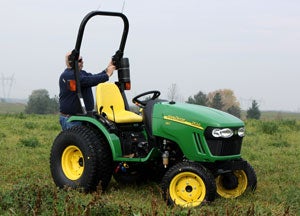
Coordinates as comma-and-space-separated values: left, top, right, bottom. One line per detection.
106, 60, 115, 77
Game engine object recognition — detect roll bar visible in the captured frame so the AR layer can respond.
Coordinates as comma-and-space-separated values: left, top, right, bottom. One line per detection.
69, 11, 129, 115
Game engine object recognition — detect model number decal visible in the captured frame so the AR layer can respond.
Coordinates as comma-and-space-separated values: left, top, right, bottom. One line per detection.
163, 115, 203, 130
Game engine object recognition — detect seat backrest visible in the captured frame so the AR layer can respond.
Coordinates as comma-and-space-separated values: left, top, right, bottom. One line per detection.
96, 83, 125, 116
96, 82, 143, 123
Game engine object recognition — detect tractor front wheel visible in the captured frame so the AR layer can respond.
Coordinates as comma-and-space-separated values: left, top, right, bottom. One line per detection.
215, 160, 257, 198
161, 162, 216, 208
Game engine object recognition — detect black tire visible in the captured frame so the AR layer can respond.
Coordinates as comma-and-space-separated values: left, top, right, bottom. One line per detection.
215, 160, 257, 198
90, 127, 113, 191
50, 126, 113, 192
161, 162, 216, 207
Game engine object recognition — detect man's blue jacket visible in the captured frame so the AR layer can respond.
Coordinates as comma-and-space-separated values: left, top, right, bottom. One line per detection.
59, 68, 108, 115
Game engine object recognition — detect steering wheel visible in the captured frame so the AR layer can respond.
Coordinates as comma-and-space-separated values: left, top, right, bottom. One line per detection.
132, 90, 161, 107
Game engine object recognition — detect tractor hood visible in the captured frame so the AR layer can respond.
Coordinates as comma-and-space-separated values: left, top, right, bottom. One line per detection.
153, 101, 244, 129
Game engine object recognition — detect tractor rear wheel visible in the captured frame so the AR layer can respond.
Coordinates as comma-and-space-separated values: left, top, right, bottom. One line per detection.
161, 162, 216, 207
215, 160, 257, 198
50, 126, 112, 192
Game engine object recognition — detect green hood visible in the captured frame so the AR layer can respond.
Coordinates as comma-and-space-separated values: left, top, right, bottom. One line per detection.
153, 102, 244, 129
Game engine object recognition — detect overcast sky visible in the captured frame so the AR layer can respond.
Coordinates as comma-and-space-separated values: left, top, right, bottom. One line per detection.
1, 0, 299, 111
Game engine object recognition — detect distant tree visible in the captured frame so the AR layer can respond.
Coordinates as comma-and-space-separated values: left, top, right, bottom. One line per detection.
220, 89, 241, 111
186, 88, 242, 117
186, 91, 208, 106
167, 83, 184, 102
210, 92, 224, 110
49, 95, 59, 113
246, 100, 261, 119
167, 83, 179, 101
227, 105, 241, 118
25, 89, 59, 114
207, 89, 240, 111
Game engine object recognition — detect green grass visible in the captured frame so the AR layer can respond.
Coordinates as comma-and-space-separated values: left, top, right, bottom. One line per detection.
260, 111, 300, 120
0, 102, 26, 114
0, 114, 300, 215
240, 110, 300, 120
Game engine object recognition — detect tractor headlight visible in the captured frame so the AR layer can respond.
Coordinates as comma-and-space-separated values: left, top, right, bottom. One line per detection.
212, 128, 233, 138
238, 127, 245, 137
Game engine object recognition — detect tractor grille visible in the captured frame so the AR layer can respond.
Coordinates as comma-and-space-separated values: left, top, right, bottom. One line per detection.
193, 132, 205, 154
204, 127, 243, 156
205, 138, 242, 156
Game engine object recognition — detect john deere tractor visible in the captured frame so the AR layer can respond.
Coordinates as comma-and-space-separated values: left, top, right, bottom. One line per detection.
50, 11, 257, 207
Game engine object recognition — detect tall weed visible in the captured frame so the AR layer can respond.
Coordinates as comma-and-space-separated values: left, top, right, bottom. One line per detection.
259, 121, 279, 135
18, 137, 40, 148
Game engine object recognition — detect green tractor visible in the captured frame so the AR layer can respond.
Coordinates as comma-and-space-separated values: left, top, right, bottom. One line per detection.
50, 11, 257, 208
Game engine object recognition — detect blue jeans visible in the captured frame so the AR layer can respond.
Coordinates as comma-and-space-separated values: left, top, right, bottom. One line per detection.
59, 115, 82, 130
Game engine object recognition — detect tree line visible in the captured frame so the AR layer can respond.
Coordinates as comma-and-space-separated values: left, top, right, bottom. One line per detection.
25, 87, 261, 119
185, 89, 260, 119
25, 89, 58, 114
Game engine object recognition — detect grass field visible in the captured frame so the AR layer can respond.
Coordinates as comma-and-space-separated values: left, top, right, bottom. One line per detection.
0, 112, 299, 215
0, 102, 26, 114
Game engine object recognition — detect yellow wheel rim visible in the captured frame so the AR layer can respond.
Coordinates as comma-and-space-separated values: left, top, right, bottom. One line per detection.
216, 170, 248, 198
61, 145, 84, 180
169, 172, 206, 207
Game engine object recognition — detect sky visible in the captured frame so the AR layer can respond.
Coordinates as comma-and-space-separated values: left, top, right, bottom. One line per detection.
1, 0, 299, 111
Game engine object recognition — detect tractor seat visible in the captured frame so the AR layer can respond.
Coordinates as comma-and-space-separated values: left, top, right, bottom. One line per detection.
96, 83, 143, 123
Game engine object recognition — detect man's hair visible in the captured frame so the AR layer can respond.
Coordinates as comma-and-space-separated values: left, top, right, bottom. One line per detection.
65, 52, 72, 68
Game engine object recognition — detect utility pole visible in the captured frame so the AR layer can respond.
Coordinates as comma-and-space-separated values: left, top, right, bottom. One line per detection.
1, 73, 15, 102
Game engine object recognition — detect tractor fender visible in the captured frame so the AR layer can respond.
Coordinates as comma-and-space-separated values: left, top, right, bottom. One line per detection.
68, 116, 122, 159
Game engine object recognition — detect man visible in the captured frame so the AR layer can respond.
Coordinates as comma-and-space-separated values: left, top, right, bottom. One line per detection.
59, 52, 115, 130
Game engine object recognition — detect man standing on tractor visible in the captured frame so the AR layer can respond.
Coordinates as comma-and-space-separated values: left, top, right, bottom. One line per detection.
58, 52, 115, 130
